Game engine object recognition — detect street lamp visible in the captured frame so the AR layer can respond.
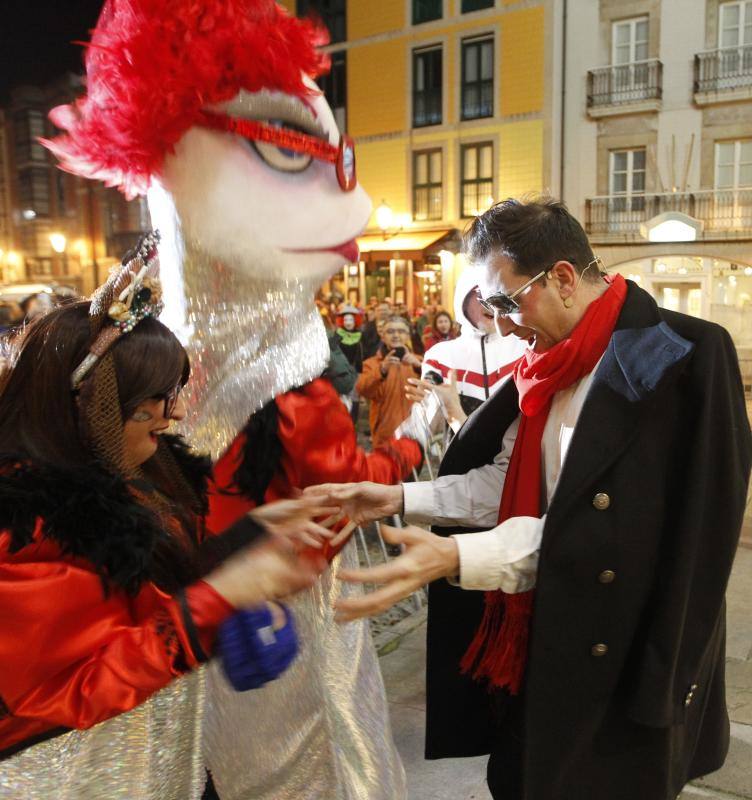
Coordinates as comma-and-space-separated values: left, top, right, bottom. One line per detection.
375, 200, 410, 239
49, 232, 68, 276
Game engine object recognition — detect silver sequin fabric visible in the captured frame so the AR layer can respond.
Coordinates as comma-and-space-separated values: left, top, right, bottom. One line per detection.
171, 245, 330, 460
203, 539, 408, 800
0, 671, 206, 799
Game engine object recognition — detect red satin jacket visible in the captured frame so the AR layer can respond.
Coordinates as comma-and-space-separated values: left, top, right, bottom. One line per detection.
208, 379, 422, 559
0, 510, 231, 759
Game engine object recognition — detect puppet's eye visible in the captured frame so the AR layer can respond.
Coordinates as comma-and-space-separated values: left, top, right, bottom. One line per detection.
249, 121, 313, 173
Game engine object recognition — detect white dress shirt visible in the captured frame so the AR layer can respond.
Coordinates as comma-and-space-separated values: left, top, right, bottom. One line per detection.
402, 365, 600, 593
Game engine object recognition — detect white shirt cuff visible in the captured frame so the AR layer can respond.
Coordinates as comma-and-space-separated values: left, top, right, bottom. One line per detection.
452, 515, 543, 593
402, 481, 435, 525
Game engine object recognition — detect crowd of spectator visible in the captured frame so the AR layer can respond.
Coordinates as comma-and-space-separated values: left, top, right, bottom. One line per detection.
319, 280, 527, 450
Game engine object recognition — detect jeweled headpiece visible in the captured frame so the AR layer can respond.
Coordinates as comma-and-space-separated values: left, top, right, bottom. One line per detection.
71, 231, 163, 390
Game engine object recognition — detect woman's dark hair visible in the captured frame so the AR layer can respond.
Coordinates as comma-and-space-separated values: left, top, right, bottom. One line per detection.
0, 300, 189, 469
464, 197, 598, 282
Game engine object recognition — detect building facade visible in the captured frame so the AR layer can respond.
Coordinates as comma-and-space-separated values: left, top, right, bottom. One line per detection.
283, 0, 558, 310
0, 76, 149, 295
563, 0, 752, 363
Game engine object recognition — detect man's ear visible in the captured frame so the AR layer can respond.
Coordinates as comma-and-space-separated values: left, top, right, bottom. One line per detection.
550, 260, 578, 295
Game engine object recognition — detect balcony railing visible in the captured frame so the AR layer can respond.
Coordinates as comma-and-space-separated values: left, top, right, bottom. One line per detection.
694, 45, 752, 93
587, 59, 662, 109
585, 189, 752, 238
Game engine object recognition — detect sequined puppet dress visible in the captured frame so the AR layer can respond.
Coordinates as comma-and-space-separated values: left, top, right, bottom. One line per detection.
44, 1, 418, 798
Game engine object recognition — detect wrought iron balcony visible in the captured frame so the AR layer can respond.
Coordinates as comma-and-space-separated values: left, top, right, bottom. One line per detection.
694, 46, 752, 95
587, 59, 662, 110
585, 189, 752, 239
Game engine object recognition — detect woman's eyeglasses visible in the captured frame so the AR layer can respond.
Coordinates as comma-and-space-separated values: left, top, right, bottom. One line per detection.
130, 384, 182, 422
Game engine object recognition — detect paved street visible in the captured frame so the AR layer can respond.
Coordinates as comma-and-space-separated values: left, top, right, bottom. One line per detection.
380, 546, 752, 800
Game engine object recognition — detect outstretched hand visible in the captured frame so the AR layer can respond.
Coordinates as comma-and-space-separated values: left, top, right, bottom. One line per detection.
303, 481, 403, 528
250, 497, 341, 550
333, 524, 459, 622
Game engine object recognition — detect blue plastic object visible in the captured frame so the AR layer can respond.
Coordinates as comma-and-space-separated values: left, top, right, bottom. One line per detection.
218, 604, 299, 691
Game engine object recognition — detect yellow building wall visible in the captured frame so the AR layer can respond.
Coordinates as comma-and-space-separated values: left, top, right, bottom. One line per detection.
277, 0, 296, 13
348, 39, 407, 138
499, 120, 544, 199
357, 139, 410, 222
500, 7, 545, 116
348, 0, 404, 39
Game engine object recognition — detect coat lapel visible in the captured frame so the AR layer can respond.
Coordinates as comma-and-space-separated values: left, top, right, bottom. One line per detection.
544, 284, 695, 531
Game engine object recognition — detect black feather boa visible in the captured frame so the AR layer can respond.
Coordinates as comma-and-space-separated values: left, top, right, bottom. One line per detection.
0, 435, 212, 595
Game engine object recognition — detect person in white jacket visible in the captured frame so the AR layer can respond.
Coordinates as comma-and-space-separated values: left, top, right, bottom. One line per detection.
405, 266, 526, 432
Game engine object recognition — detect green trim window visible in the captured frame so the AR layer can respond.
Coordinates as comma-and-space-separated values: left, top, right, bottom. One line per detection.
413, 0, 442, 25
461, 37, 494, 120
413, 47, 443, 127
462, 0, 494, 12
413, 150, 443, 221
460, 142, 493, 218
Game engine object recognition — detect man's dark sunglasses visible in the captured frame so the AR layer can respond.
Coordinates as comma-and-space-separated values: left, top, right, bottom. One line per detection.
477, 269, 548, 317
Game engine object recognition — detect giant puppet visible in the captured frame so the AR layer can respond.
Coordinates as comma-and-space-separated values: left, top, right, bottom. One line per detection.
46, 1, 420, 798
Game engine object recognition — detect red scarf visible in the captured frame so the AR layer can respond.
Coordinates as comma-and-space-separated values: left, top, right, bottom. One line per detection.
460, 274, 628, 693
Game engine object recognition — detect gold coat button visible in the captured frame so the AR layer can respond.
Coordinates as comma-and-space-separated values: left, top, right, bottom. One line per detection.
598, 570, 616, 584
591, 643, 609, 657
592, 493, 611, 510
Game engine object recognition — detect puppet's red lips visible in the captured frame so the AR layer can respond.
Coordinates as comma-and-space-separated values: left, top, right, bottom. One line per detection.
286, 239, 359, 263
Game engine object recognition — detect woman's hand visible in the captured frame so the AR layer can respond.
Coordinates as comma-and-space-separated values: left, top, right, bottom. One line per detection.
249, 497, 340, 550
204, 538, 325, 609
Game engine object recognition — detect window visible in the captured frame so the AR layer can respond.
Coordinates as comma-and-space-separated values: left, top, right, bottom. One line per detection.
413, 48, 442, 127
715, 140, 752, 188
719, 1, 752, 48
718, 2, 752, 77
17, 167, 51, 217
612, 17, 648, 65
319, 51, 347, 132
461, 37, 494, 120
460, 142, 493, 218
609, 148, 646, 212
413, 150, 443, 221
462, 0, 494, 11
13, 110, 47, 165
297, 0, 346, 43
413, 0, 442, 25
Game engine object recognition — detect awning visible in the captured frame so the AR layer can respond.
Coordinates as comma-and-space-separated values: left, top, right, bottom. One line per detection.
356, 229, 453, 255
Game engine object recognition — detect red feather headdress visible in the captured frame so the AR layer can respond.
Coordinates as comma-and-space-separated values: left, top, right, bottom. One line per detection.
43, 0, 330, 198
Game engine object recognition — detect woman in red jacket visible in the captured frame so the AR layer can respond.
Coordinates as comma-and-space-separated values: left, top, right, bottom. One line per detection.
0, 248, 328, 799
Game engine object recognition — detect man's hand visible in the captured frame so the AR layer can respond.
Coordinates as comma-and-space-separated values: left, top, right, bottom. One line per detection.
401, 350, 422, 369
334, 524, 459, 622
303, 481, 403, 527
250, 497, 341, 549
380, 350, 402, 376
404, 377, 430, 403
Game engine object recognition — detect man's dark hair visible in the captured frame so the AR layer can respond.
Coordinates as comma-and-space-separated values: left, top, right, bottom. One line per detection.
464, 197, 599, 282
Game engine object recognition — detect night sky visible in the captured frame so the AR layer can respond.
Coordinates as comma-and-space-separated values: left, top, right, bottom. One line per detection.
1, 0, 104, 100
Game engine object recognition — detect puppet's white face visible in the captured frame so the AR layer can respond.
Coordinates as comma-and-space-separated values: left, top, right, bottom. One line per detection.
155, 77, 371, 283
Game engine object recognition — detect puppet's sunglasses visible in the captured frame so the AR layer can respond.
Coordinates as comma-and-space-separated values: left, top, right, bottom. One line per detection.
198, 111, 357, 192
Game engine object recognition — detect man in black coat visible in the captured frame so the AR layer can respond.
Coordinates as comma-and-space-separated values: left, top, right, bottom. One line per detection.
306, 198, 752, 800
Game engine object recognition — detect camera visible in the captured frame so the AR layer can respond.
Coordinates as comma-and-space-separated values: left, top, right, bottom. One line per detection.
392, 346, 406, 360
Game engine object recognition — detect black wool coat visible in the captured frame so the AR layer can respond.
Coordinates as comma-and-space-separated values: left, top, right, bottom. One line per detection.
424, 282, 752, 799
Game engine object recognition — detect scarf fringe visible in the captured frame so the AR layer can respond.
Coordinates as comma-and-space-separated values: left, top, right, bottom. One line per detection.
460, 590, 534, 695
